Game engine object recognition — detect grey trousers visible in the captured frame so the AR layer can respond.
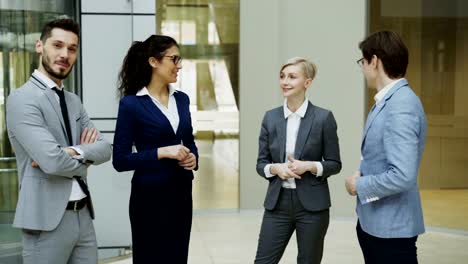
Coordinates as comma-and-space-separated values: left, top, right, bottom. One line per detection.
22, 205, 98, 264
255, 188, 330, 264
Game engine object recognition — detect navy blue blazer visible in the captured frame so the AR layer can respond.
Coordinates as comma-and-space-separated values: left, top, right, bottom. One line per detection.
112, 91, 198, 185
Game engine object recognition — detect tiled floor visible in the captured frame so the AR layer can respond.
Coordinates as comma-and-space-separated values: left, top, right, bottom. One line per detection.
192, 138, 239, 210
104, 211, 468, 264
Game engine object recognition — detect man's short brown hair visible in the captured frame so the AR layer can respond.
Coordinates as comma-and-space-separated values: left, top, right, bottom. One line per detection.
359, 31, 408, 79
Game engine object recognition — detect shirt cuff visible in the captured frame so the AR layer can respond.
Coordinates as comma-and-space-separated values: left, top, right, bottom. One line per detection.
264, 164, 275, 178
313, 162, 323, 177
70, 146, 85, 162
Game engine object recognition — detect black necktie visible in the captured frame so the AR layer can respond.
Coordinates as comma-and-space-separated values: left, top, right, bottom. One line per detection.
74, 176, 90, 196
53, 88, 91, 207
75, 175, 93, 218
53, 88, 73, 146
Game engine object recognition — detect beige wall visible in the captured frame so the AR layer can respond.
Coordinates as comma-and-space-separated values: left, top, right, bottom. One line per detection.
239, 0, 367, 218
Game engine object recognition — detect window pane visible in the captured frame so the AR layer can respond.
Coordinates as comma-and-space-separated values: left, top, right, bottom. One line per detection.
157, 0, 240, 210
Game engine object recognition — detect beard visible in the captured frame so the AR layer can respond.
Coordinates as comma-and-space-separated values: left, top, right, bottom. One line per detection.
41, 49, 74, 80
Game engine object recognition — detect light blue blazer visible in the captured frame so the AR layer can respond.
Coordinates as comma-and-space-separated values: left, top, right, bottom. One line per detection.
356, 79, 426, 238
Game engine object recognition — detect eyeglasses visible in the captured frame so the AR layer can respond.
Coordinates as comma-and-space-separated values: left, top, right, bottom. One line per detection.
164, 55, 182, 65
356, 58, 364, 66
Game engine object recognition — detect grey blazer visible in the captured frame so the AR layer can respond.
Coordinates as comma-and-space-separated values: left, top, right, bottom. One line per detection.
256, 102, 341, 211
6, 75, 112, 231
357, 79, 426, 238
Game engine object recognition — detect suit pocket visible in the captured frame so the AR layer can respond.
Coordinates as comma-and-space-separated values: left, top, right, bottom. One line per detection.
22, 229, 41, 236
75, 115, 82, 140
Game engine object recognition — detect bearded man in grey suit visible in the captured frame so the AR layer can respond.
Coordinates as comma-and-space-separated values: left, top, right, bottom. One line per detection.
6, 18, 112, 264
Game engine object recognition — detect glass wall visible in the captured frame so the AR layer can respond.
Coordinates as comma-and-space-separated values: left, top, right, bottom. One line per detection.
156, 0, 240, 209
368, 0, 468, 230
0, 1, 77, 262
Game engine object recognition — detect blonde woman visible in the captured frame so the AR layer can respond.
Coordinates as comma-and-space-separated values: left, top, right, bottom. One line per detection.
255, 57, 341, 264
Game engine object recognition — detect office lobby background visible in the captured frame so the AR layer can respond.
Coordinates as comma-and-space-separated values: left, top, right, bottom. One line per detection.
1, 0, 467, 262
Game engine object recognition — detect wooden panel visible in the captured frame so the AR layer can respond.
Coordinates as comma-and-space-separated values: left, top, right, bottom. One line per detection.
419, 137, 441, 189
440, 138, 468, 188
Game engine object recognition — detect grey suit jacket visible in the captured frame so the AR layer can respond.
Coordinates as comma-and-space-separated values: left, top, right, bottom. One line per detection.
357, 79, 426, 238
6, 75, 112, 231
256, 102, 341, 211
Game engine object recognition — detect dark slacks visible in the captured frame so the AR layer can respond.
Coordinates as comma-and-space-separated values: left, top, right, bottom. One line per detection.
255, 188, 329, 264
356, 221, 418, 264
130, 181, 193, 264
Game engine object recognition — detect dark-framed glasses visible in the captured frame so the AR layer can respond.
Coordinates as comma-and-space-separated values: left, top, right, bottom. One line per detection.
164, 55, 182, 65
356, 57, 364, 66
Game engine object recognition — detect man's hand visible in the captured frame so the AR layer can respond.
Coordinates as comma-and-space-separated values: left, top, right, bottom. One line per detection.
81, 128, 97, 144
287, 155, 314, 175
271, 163, 301, 180
178, 153, 196, 170
345, 170, 360, 196
31, 128, 98, 168
31, 147, 79, 167
158, 144, 190, 161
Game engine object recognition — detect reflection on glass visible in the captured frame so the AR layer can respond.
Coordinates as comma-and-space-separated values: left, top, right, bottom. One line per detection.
161, 20, 197, 45
208, 22, 220, 45
157, 0, 239, 210
369, 0, 468, 230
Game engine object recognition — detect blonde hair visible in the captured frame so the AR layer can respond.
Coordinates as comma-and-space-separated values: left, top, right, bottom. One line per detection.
280, 57, 317, 80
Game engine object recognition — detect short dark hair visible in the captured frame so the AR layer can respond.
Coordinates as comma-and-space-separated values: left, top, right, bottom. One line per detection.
359, 30, 408, 79
40, 18, 80, 42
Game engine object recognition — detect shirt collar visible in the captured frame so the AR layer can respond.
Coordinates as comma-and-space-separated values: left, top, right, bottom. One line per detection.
136, 86, 177, 97
374, 78, 403, 103
33, 69, 64, 90
283, 98, 308, 119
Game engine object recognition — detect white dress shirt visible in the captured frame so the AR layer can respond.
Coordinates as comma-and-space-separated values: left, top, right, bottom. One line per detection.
33, 70, 87, 201
264, 99, 324, 189
374, 78, 403, 103
136, 86, 179, 134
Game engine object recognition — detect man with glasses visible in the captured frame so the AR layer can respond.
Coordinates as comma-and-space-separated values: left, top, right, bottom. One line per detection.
6, 18, 112, 264
345, 31, 426, 264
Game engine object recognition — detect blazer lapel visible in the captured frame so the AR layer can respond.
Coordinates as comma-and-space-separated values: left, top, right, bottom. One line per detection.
64, 92, 78, 144
276, 111, 287, 163
139, 96, 175, 135
34, 78, 69, 140
174, 92, 185, 137
362, 103, 382, 142
294, 102, 315, 159
361, 79, 408, 147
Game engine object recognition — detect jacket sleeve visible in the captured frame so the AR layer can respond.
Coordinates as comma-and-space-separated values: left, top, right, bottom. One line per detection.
356, 100, 422, 204
6, 93, 87, 178
181, 94, 199, 170
74, 102, 112, 165
112, 98, 163, 172
256, 112, 273, 179
320, 111, 342, 178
